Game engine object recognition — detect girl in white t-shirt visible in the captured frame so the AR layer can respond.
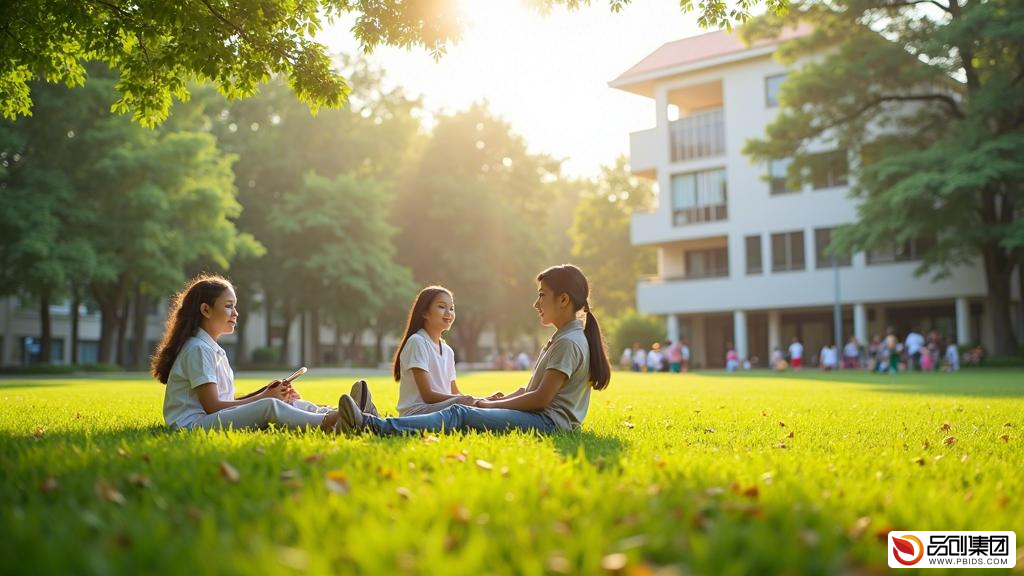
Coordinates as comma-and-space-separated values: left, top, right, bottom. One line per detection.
152, 275, 353, 432
392, 286, 479, 415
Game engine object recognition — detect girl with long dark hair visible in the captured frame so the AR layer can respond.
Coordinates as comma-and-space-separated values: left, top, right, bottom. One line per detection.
335, 264, 612, 435
152, 274, 346, 431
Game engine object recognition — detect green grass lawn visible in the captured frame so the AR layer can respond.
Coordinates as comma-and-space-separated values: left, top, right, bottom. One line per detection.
1, 369, 1022, 575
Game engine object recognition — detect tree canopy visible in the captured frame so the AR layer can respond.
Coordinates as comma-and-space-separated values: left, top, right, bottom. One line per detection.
3, 0, 788, 126
743, 0, 1024, 355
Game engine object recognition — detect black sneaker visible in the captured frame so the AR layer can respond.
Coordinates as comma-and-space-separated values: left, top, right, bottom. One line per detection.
349, 379, 379, 417
335, 395, 365, 434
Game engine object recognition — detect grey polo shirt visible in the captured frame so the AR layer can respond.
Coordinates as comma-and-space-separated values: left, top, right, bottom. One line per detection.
525, 319, 591, 431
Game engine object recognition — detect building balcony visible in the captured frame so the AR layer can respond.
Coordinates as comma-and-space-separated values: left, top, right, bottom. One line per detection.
670, 108, 724, 163
629, 128, 658, 179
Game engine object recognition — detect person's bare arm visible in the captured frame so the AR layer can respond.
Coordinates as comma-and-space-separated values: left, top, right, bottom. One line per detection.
196, 380, 288, 414
474, 370, 566, 411
412, 369, 471, 404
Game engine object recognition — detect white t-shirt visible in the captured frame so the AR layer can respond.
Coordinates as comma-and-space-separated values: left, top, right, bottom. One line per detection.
163, 328, 234, 429
681, 345, 690, 361
843, 342, 859, 358
397, 329, 457, 415
820, 346, 838, 367
905, 332, 925, 354
788, 342, 804, 359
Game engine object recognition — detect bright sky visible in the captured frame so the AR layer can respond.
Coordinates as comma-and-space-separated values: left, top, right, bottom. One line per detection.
317, 0, 707, 178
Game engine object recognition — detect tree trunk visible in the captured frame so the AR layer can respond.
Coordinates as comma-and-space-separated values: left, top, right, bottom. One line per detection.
233, 283, 248, 366
38, 290, 52, 365
347, 324, 364, 366
374, 326, 385, 366
131, 287, 150, 371
116, 296, 131, 367
335, 324, 343, 367
264, 289, 274, 348
455, 317, 484, 363
93, 277, 129, 365
981, 243, 1018, 356
278, 304, 294, 365
70, 285, 81, 365
310, 306, 320, 367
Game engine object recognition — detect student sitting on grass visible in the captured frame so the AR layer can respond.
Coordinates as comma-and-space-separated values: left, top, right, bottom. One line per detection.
151, 274, 370, 432
334, 264, 612, 435
392, 286, 480, 415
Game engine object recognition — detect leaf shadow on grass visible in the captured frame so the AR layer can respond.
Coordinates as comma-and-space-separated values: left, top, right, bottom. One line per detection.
550, 431, 626, 464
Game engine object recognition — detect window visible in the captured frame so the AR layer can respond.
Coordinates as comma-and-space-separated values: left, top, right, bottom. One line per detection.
771, 231, 805, 272
814, 228, 851, 268
671, 169, 728, 226
769, 158, 795, 195
746, 235, 763, 275
78, 341, 100, 364
765, 74, 787, 107
21, 337, 64, 365
866, 236, 937, 265
685, 247, 730, 279
810, 150, 849, 190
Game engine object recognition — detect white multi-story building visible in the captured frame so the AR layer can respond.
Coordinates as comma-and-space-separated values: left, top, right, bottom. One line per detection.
611, 26, 1020, 368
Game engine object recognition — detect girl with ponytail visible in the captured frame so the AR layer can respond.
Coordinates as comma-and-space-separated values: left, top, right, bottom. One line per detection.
334, 264, 612, 435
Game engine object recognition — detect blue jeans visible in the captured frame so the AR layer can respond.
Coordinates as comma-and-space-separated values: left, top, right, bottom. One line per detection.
365, 404, 557, 436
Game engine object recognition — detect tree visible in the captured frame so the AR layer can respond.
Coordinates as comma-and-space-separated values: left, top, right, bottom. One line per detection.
393, 104, 555, 361
570, 156, 656, 319
3, 0, 788, 126
743, 0, 1024, 356
210, 61, 422, 363
268, 172, 414, 365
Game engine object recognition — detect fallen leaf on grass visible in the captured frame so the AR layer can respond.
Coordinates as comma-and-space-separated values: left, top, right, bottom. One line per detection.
475, 459, 493, 471
779, 421, 786, 428
95, 481, 126, 505
127, 473, 150, 488
116, 448, 129, 458
547, 553, 571, 574
325, 470, 349, 495
396, 487, 412, 500
912, 456, 926, 466
622, 421, 635, 429
999, 434, 1010, 442
787, 431, 795, 439
703, 428, 715, 434
943, 436, 957, 445
996, 495, 1009, 510
449, 503, 471, 523
376, 466, 398, 479
774, 442, 787, 449
941, 422, 952, 431
422, 435, 439, 444
39, 477, 58, 493
847, 516, 871, 539
445, 452, 468, 463
219, 462, 240, 484
32, 426, 45, 439
304, 453, 323, 464
600, 552, 628, 571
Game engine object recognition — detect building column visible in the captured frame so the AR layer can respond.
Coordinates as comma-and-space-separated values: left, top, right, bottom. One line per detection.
853, 303, 868, 345
874, 305, 887, 337
955, 297, 970, 345
733, 310, 748, 360
666, 314, 679, 343
693, 316, 707, 368
768, 310, 781, 353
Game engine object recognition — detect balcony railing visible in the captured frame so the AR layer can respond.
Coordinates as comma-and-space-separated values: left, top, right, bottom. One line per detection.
670, 108, 725, 163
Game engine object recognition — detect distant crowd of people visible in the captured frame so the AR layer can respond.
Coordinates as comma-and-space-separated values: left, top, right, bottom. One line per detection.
768, 326, 981, 373
620, 340, 692, 373
612, 326, 983, 374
